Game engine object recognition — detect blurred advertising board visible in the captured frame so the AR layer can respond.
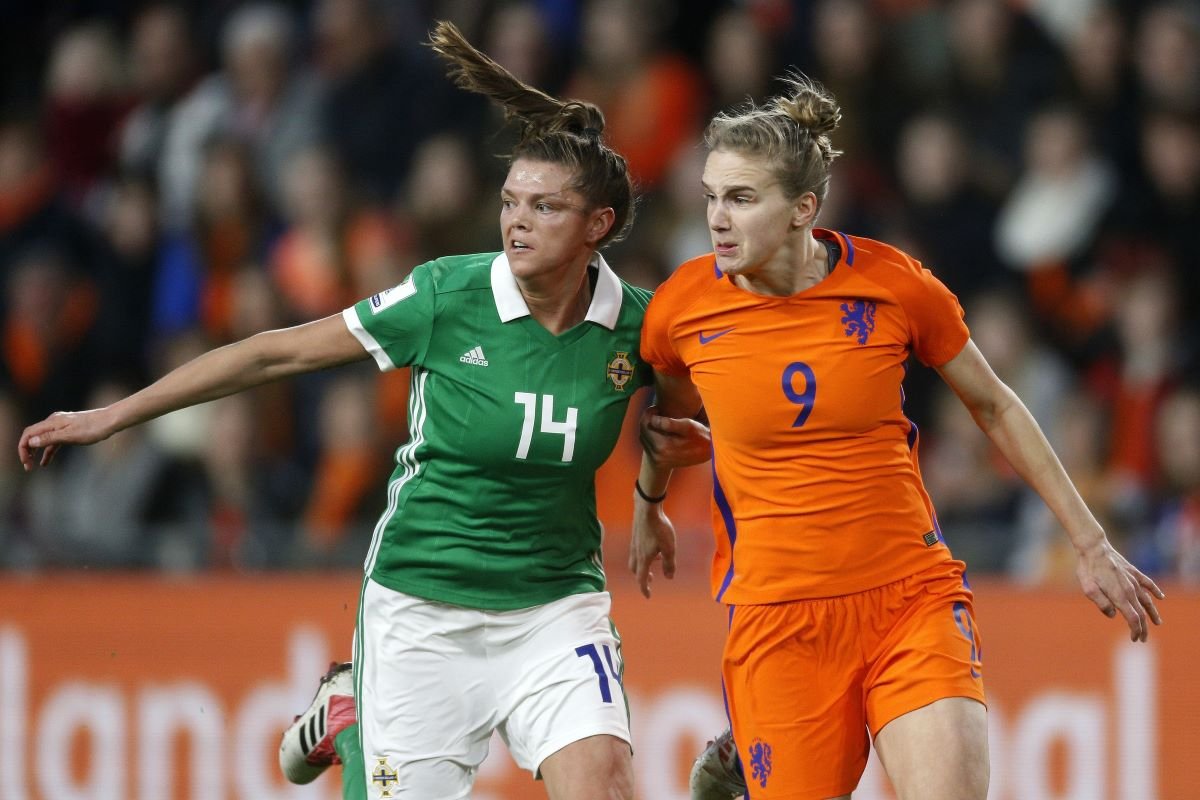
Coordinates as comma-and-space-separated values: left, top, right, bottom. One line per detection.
0, 574, 1196, 799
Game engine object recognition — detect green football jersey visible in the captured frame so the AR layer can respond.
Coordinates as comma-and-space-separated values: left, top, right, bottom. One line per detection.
344, 251, 653, 610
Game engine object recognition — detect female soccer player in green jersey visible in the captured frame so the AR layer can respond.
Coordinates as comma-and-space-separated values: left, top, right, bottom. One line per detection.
19, 21, 652, 800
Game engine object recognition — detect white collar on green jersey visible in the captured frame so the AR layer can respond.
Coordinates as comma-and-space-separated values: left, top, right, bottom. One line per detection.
490, 252, 623, 330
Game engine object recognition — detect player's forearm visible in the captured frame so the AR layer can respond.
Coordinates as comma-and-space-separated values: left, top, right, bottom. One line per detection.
636, 451, 673, 501
975, 389, 1106, 554
105, 331, 299, 434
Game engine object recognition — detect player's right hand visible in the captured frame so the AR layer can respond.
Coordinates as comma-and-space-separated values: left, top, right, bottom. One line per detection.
639, 405, 711, 469
18, 408, 114, 471
629, 500, 677, 598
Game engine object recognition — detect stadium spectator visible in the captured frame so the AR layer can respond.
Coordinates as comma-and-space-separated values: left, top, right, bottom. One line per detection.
296, 370, 382, 562
193, 389, 305, 568
158, 2, 320, 230
892, 110, 1007, 307
1061, 1, 1140, 174
153, 136, 280, 341
118, 4, 200, 182
996, 105, 1118, 274
2, 247, 100, 423
1131, 1, 1200, 115
393, 132, 494, 265
25, 380, 170, 567
269, 144, 402, 321
1008, 388, 1120, 585
1086, 266, 1184, 504
807, 0, 909, 181
0, 113, 106, 314
935, 0, 1068, 193
480, 1, 556, 89
702, 7, 776, 116
313, 0, 484, 206
998, 105, 1120, 351
42, 21, 130, 214
1122, 109, 1200, 350
923, 290, 1072, 571
92, 172, 160, 382
630, 74, 1162, 800
1146, 385, 1200, 581
0, 389, 35, 568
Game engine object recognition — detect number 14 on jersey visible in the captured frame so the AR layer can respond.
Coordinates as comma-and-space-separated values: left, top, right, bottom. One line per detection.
514, 392, 579, 462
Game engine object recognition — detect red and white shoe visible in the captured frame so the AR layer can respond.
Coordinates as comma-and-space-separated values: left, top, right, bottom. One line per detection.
278, 662, 356, 784
689, 728, 746, 800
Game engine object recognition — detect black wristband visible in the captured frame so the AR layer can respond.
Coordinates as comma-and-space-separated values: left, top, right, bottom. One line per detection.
635, 480, 667, 503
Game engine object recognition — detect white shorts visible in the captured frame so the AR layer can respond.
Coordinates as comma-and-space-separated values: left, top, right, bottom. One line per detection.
353, 579, 631, 799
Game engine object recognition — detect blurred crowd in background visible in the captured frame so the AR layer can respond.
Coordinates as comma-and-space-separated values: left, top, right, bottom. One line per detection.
0, 0, 1197, 584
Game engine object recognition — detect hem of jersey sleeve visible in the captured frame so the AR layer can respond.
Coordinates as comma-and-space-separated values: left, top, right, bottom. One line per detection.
644, 360, 690, 378
341, 306, 395, 371
924, 330, 971, 369
365, 570, 608, 613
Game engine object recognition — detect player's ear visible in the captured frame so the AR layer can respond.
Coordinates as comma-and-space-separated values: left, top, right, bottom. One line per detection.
588, 207, 616, 245
791, 192, 819, 230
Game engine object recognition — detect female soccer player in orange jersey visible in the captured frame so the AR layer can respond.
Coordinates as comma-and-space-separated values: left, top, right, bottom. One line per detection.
629, 74, 1165, 800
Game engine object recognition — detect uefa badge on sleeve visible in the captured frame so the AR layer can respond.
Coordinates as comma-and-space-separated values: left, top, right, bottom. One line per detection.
606, 351, 634, 391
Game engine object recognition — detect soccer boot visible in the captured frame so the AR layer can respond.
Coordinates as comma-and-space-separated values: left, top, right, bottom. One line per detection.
279, 661, 356, 784
689, 728, 747, 800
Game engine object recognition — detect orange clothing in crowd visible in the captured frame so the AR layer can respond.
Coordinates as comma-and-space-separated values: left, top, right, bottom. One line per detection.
270, 212, 399, 319
641, 229, 971, 603
566, 54, 703, 189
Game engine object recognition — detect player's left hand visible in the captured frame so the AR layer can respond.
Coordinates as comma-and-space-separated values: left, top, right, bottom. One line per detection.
1075, 539, 1164, 642
629, 500, 676, 599
639, 405, 711, 470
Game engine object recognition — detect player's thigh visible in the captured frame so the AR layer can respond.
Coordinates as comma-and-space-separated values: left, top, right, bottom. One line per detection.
723, 600, 871, 800
872, 696, 988, 800
493, 591, 632, 784
864, 566, 988, 800
862, 565, 985, 737
539, 734, 634, 800
355, 579, 495, 799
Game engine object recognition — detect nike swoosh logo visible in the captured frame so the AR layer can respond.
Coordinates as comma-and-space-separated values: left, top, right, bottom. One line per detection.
699, 328, 735, 344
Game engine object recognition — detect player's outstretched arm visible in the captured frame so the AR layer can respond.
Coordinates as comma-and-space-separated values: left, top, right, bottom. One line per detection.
936, 339, 1165, 642
18, 314, 367, 471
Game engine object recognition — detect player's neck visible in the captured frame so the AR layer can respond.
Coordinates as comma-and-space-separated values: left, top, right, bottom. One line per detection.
517, 260, 593, 335
734, 235, 829, 297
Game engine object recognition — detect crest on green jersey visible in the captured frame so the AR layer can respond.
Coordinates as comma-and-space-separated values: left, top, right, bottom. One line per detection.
371, 757, 399, 797
606, 351, 635, 391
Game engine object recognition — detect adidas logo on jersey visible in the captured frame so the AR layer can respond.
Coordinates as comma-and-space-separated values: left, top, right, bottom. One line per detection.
459, 346, 489, 366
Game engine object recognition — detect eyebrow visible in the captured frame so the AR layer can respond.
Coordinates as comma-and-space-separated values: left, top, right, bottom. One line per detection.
499, 188, 573, 201
700, 182, 758, 195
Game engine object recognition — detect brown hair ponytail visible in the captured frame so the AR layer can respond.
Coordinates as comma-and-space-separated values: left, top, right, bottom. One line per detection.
427, 21, 635, 246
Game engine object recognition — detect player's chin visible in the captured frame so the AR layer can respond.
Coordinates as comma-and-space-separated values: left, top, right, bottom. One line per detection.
505, 249, 548, 277
713, 249, 745, 270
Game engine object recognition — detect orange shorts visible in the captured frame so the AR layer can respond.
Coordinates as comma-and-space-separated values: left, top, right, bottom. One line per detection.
722, 562, 985, 799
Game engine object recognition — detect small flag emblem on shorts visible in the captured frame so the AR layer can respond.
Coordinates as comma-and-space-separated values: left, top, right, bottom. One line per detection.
923, 531, 938, 547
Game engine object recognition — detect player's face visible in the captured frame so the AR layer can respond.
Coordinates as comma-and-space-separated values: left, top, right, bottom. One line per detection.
500, 159, 610, 280
702, 149, 800, 276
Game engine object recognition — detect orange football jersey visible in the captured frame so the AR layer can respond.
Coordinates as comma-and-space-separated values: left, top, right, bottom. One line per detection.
642, 230, 971, 602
